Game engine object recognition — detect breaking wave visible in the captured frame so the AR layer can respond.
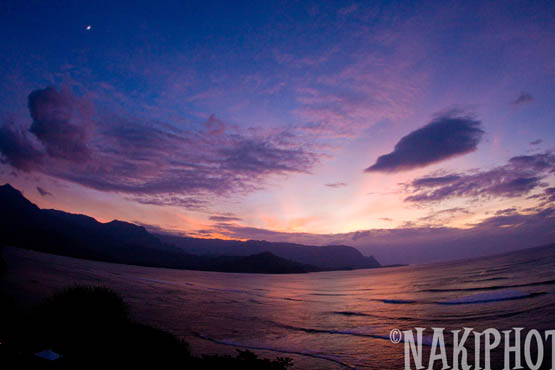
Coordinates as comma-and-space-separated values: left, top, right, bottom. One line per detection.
437, 290, 546, 305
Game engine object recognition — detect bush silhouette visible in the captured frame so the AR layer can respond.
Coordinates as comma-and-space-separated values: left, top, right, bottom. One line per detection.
30, 285, 190, 365
0, 245, 5, 276
16, 285, 292, 368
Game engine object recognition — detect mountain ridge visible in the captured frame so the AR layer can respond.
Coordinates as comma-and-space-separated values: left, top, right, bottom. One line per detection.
0, 184, 380, 272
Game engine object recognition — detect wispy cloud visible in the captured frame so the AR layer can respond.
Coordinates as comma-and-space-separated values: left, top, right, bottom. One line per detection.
530, 139, 542, 146
528, 186, 555, 207
404, 152, 555, 203
512, 91, 534, 106
128, 195, 207, 210
36, 186, 52, 197
0, 86, 319, 207
209, 215, 242, 222
325, 182, 347, 188
418, 207, 471, 225
495, 208, 517, 216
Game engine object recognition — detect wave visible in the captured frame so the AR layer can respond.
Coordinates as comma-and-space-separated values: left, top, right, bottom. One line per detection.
437, 290, 546, 305
206, 287, 251, 294
192, 332, 356, 369
375, 299, 416, 304
332, 311, 372, 317
132, 276, 174, 285
271, 322, 437, 346
130, 276, 196, 287
331, 311, 420, 322
281, 297, 304, 302
332, 302, 550, 323
422, 279, 555, 293
364, 290, 546, 307
467, 277, 508, 283
273, 322, 388, 339
331, 311, 431, 323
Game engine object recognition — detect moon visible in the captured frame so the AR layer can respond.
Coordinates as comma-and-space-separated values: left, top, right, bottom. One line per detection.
85, 25, 92, 31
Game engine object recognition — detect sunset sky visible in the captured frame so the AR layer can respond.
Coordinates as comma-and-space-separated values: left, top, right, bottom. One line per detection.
1, 0, 554, 263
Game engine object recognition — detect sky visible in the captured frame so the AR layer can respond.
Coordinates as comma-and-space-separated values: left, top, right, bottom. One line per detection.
0, 0, 554, 264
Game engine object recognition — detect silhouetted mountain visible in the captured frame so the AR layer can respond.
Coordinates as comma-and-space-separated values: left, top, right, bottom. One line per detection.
207, 252, 320, 273
160, 236, 381, 270
0, 184, 380, 272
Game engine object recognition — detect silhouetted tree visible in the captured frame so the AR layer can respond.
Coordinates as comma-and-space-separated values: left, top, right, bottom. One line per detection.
1, 285, 292, 369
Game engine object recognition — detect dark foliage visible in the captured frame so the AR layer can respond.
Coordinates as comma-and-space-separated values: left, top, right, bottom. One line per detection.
0, 285, 292, 369
0, 244, 5, 276
198, 350, 294, 370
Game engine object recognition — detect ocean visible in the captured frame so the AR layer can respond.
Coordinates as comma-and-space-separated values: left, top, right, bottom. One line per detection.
2, 244, 554, 369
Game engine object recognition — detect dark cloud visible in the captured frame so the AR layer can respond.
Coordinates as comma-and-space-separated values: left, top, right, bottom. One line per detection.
530, 139, 542, 146
365, 113, 483, 173
495, 208, 517, 216
512, 91, 534, 106
0, 86, 318, 207
544, 187, 555, 204
528, 186, 555, 206
412, 174, 461, 187
36, 186, 52, 197
28, 87, 90, 161
0, 119, 43, 171
325, 182, 347, 188
405, 152, 555, 203
209, 215, 243, 222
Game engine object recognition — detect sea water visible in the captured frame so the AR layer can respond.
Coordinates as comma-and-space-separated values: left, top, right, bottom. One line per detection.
2, 245, 554, 369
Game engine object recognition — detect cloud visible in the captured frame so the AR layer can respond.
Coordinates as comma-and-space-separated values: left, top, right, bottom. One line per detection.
0, 86, 319, 207
129, 195, 206, 210
411, 174, 462, 187
36, 186, 52, 197
495, 208, 517, 216
405, 152, 555, 203
337, 4, 359, 17
355, 208, 555, 264
512, 91, 534, 106
218, 139, 316, 175
528, 186, 555, 206
292, 35, 427, 138
325, 182, 347, 188
0, 119, 43, 171
209, 215, 242, 222
193, 207, 555, 265
418, 207, 470, 224
530, 139, 542, 146
28, 86, 91, 161
203, 114, 226, 136
543, 187, 555, 204
365, 112, 484, 173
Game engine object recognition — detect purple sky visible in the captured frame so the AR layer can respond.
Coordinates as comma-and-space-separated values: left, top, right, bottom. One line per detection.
0, 0, 554, 263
